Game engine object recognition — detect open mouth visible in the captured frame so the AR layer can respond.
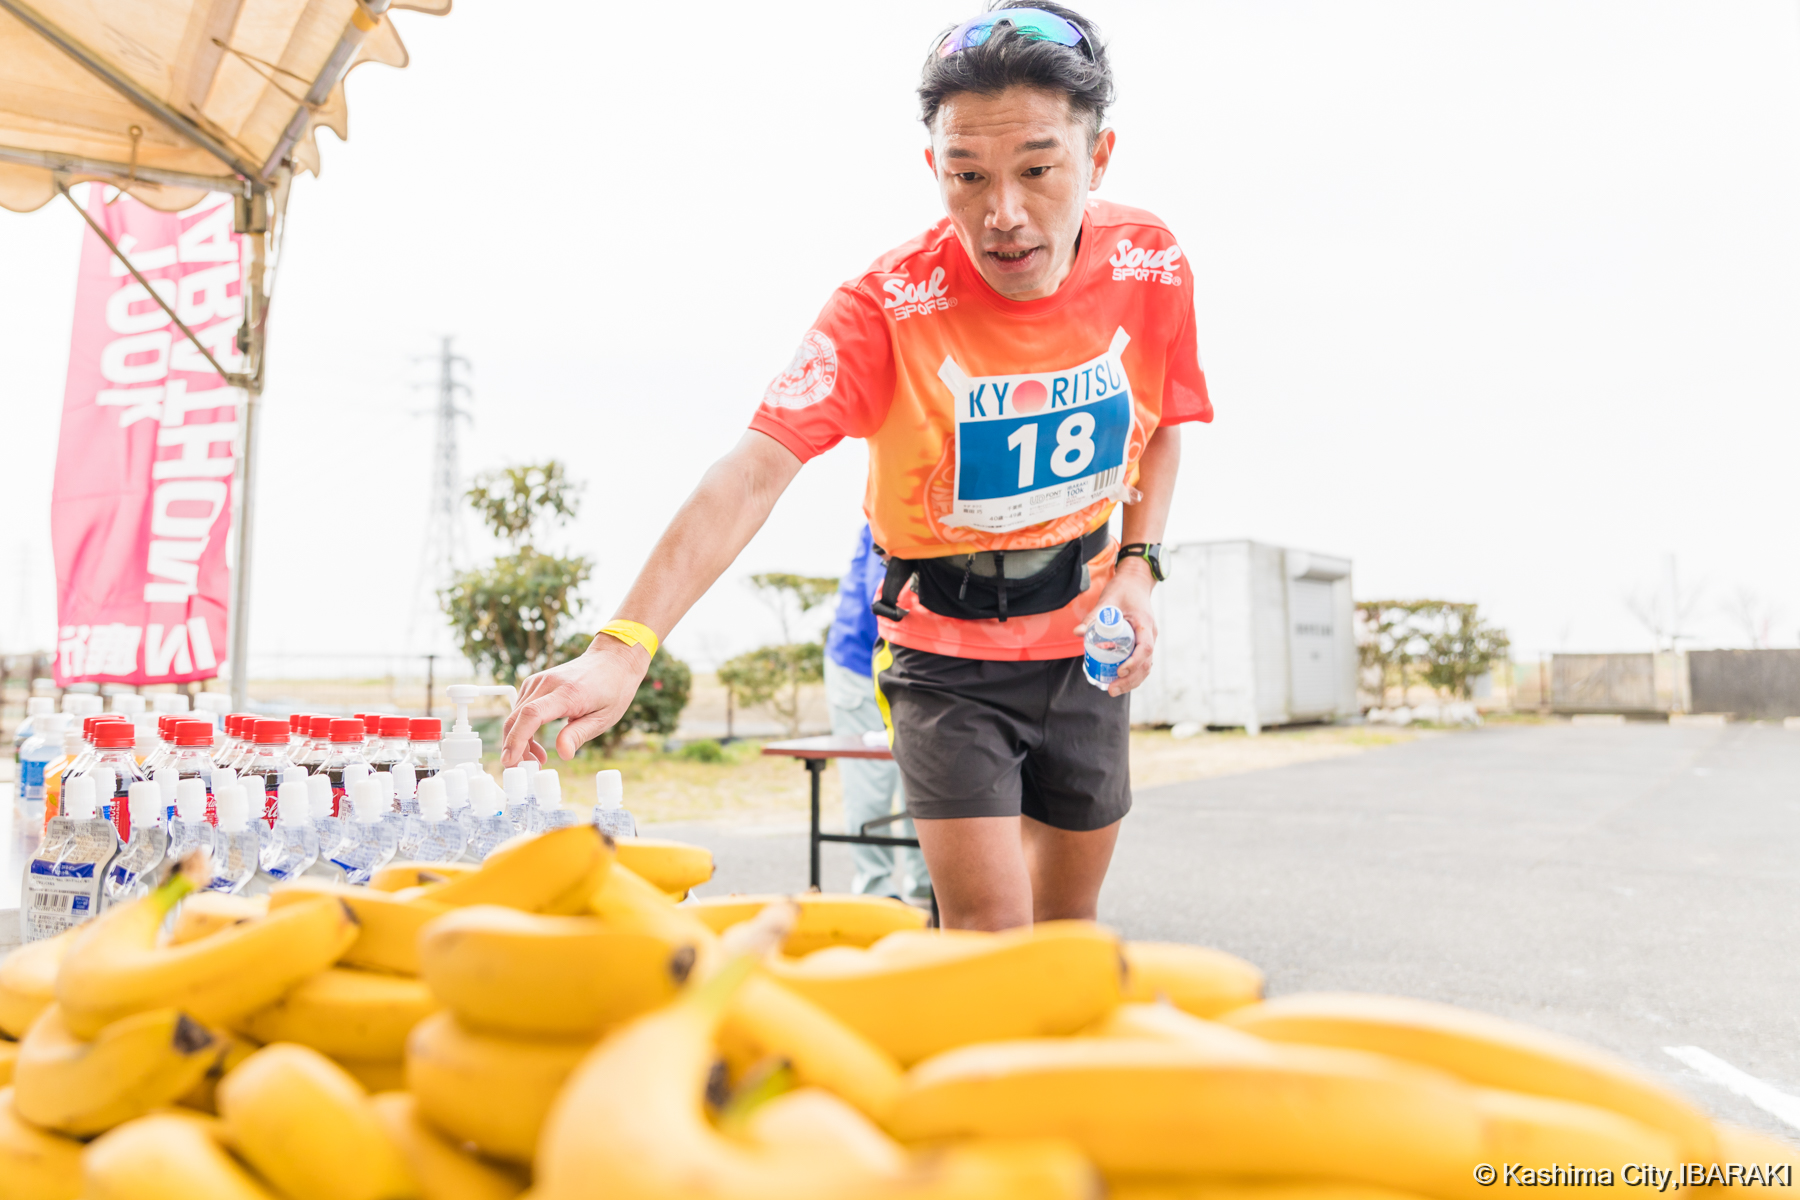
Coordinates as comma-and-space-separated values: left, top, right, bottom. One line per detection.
985, 246, 1040, 271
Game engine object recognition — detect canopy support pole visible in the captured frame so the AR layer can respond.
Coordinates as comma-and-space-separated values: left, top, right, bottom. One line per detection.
229, 192, 272, 710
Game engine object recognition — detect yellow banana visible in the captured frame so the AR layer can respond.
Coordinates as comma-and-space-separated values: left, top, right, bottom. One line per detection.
1220, 993, 1719, 1161
429, 825, 610, 912
763, 921, 1124, 1065
371, 862, 479, 891
1701, 1124, 1800, 1194
370, 1091, 528, 1200
587, 860, 723, 960
885, 1036, 1484, 1191
719, 973, 904, 1120
338, 1058, 407, 1092
55, 871, 357, 1039
0, 1039, 14, 1089
177, 1032, 259, 1115
82, 1110, 276, 1200
1121, 941, 1263, 1018
1083, 1000, 1281, 1059
740, 1086, 908, 1176
688, 893, 928, 956
0, 929, 75, 1039
418, 905, 692, 1038
611, 837, 714, 895
168, 894, 269, 945
233, 967, 440, 1061
12, 1004, 222, 1136
405, 1010, 593, 1164
217, 1043, 418, 1200
0, 1086, 83, 1200
1453, 1087, 1678, 1195
270, 880, 450, 976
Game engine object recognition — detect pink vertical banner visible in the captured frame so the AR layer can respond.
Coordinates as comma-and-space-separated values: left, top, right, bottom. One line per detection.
51, 186, 245, 690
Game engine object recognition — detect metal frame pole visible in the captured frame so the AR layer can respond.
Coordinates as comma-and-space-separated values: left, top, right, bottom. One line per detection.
807, 758, 824, 890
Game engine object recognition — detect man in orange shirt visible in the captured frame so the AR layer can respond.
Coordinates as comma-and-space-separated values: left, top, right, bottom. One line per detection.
502, 2, 1210, 930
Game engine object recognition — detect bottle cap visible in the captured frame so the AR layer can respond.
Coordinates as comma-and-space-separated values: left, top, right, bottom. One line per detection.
93, 722, 136, 749
329, 719, 365, 745
418, 775, 448, 822
442, 769, 469, 810
215, 767, 237, 787
153, 693, 191, 714
377, 772, 396, 809
409, 717, 441, 740
33, 713, 70, 740
534, 768, 561, 809
277, 778, 309, 823
379, 716, 411, 738
215, 783, 248, 833
350, 778, 385, 823
174, 719, 216, 746
89, 768, 116, 805
309, 714, 335, 737
128, 780, 162, 827
307, 773, 334, 820
391, 762, 417, 801
255, 718, 290, 745
502, 766, 531, 804
156, 715, 175, 740
175, 777, 206, 822
62, 694, 102, 717
195, 692, 232, 715
228, 713, 258, 735
1096, 605, 1124, 628
64, 774, 98, 820
26, 696, 53, 717
288, 713, 312, 736
595, 769, 624, 811
343, 762, 370, 792
155, 765, 178, 803
110, 693, 146, 715
283, 765, 308, 784
470, 774, 504, 818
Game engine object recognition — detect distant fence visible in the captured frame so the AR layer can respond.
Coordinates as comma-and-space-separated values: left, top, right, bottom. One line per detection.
1552, 653, 1662, 713
1688, 650, 1800, 719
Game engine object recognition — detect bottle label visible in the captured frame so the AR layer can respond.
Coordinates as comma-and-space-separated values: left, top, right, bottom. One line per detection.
1084, 652, 1122, 685
21, 759, 46, 802
24, 860, 103, 940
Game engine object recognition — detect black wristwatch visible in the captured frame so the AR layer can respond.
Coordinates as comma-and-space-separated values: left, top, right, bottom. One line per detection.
1116, 542, 1165, 582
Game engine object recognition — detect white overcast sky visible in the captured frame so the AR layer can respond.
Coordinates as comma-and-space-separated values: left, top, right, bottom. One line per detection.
4, 0, 1800, 669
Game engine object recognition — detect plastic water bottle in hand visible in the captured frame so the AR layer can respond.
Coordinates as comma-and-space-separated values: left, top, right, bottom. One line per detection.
1082, 606, 1135, 690
592, 769, 636, 839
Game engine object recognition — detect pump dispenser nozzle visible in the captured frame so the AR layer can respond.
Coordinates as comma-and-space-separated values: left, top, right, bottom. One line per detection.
441, 684, 519, 772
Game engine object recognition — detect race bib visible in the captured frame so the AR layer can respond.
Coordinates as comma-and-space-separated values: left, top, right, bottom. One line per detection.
939, 328, 1133, 533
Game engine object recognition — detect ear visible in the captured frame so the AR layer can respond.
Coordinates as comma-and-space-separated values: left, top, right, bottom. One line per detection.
924, 146, 937, 176
1088, 128, 1117, 190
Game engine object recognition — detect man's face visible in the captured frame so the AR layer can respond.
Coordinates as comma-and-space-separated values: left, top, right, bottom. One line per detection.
927, 86, 1115, 302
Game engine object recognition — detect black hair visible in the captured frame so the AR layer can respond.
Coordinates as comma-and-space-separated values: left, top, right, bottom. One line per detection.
918, 1, 1114, 147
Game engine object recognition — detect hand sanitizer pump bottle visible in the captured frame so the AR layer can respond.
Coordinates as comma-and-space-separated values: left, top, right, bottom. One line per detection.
593, 769, 637, 839
440, 683, 519, 774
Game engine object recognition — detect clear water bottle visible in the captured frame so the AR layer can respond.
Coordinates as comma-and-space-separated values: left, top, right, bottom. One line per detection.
391, 761, 418, 821
464, 775, 514, 862
451, 764, 483, 834
308, 772, 343, 860
399, 775, 470, 864
86, 722, 146, 839
12, 694, 52, 758
24, 773, 119, 942
105, 781, 168, 905
533, 769, 592, 832
501, 765, 536, 833
167, 777, 214, 869
316, 719, 371, 819
237, 718, 296, 831
593, 769, 636, 839
407, 717, 445, 783
17, 711, 67, 829
207, 781, 261, 894
153, 765, 179, 826
259, 778, 322, 887
329, 777, 399, 885
1082, 605, 1135, 691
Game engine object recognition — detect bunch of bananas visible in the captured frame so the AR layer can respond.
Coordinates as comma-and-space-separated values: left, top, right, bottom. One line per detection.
1, 822, 1794, 1200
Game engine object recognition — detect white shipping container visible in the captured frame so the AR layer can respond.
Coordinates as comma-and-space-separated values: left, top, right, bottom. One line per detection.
1130, 540, 1357, 732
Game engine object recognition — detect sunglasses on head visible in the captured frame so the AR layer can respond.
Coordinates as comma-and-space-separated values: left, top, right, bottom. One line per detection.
937, 8, 1092, 60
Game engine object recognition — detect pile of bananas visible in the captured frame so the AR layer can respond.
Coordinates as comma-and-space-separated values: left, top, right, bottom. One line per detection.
0, 824, 1793, 1200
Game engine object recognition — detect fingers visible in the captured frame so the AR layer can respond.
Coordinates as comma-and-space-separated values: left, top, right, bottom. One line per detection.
526, 738, 547, 765
502, 692, 570, 767
557, 710, 615, 761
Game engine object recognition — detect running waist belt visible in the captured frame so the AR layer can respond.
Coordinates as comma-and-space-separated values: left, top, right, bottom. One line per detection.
872, 527, 1110, 624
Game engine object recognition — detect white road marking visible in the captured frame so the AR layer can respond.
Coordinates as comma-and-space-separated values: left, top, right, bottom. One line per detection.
1665, 1045, 1800, 1132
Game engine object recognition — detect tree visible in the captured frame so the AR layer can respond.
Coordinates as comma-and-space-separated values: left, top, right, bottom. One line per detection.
1356, 600, 1510, 704
1722, 587, 1781, 650
441, 461, 592, 685
717, 573, 839, 737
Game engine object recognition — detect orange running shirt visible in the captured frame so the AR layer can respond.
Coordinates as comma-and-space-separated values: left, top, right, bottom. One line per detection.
750, 199, 1212, 662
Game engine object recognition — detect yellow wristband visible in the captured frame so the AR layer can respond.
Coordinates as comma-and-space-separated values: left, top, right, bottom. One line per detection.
599, 619, 659, 659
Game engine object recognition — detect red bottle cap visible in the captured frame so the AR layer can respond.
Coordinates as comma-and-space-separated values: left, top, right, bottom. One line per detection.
84, 714, 128, 739
157, 715, 176, 739
174, 719, 216, 747
379, 716, 412, 738
329, 718, 365, 745
356, 712, 381, 731
93, 722, 137, 748
255, 718, 290, 745
228, 713, 258, 736
288, 713, 311, 736
408, 717, 441, 740
311, 714, 336, 737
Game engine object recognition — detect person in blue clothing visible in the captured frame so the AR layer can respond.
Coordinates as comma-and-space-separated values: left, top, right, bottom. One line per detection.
824, 525, 932, 903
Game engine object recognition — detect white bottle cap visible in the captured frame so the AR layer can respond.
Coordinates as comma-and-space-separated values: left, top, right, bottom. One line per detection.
307, 773, 334, 820
63, 694, 102, 717
110, 693, 146, 715
391, 762, 416, 801
153, 693, 191, 714
534, 768, 561, 810
175, 777, 206, 822
418, 775, 449, 822
441, 769, 469, 811
64, 774, 98, 820
595, 769, 623, 811
33, 713, 70, 741
459, 761, 483, 779
343, 762, 370, 791
215, 783, 249, 833
155, 765, 178, 803
283, 765, 308, 784
26, 697, 53, 717
89, 768, 115, 806
470, 774, 504, 818
128, 780, 162, 828
195, 692, 232, 715
214, 767, 237, 788
351, 778, 386, 823
277, 778, 309, 823
502, 766, 531, 804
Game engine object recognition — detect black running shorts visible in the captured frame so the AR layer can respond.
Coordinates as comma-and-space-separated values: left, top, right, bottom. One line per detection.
873, 642, 1131, 831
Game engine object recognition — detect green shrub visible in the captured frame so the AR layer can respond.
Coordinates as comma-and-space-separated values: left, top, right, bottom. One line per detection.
677, 738, 725, 763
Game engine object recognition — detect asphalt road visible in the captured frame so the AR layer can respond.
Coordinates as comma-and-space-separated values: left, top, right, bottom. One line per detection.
671, 721, 1800, 1141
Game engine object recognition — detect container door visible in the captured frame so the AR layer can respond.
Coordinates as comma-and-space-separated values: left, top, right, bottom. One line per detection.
1288, 578, 1338, 715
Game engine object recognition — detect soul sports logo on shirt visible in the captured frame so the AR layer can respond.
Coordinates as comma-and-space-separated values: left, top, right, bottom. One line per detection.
1109, 239, 1182, 286
881, 267, 956, 321
938, 328, 1134, 534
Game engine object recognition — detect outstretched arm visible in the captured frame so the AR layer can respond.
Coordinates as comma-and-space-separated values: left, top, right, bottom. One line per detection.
1077, 423, 1181, 696
501, 430, 803, 765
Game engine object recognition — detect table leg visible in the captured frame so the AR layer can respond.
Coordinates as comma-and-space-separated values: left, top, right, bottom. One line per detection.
807, 757, 824, 890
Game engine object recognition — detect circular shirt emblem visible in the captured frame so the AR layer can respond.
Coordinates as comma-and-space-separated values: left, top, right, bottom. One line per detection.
763, 329, 838, 409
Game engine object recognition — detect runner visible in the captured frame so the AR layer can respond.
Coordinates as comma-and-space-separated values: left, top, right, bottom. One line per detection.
502, 1, 1211, 929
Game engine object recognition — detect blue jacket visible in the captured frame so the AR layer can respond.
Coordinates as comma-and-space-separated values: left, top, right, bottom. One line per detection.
825, 525, 885, 677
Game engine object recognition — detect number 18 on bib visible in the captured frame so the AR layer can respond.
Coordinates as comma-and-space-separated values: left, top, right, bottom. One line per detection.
939, 327, 1135, 534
